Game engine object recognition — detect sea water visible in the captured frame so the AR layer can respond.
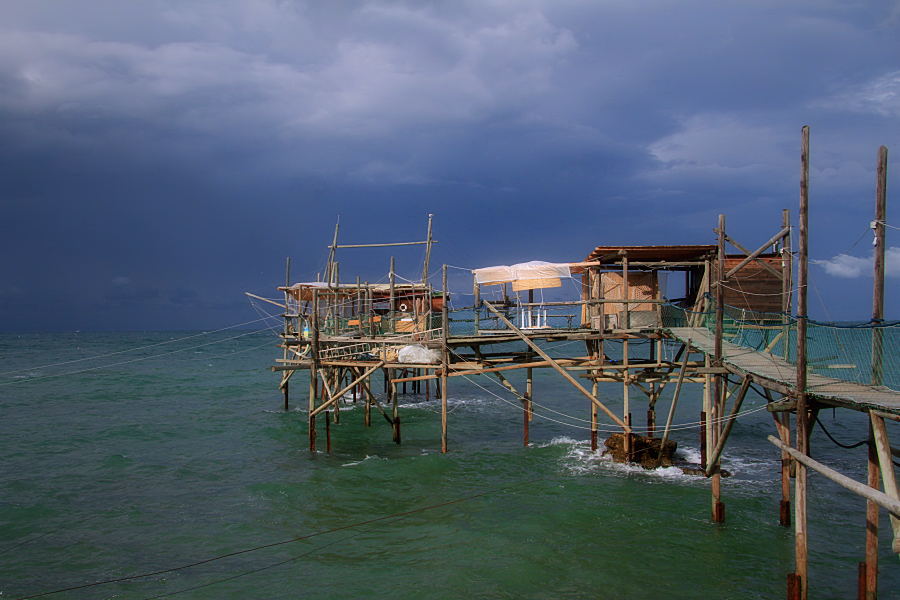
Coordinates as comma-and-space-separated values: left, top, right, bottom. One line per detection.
1, 331, 898, 599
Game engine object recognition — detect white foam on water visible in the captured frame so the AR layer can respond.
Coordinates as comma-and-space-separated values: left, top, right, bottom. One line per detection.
556, 438, 704, 484
342, 455, 384, 467
677, 446, 702, 464
537, 436, 580, 448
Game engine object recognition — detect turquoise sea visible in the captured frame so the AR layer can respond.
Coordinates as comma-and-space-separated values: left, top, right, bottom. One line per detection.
2, 330, 899, 599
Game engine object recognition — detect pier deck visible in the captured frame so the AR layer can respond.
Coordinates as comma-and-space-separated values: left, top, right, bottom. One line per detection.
666, 326, 900, 416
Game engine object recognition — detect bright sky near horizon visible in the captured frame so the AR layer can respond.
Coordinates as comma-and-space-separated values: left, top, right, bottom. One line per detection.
0, 1, 898, 331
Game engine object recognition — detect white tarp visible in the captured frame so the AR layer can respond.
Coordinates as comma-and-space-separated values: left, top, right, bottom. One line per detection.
473, 261, 571, 290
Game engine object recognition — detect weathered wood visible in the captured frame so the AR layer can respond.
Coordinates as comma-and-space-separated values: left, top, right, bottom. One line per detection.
423, 214, 434, 286
872, 145, 888, 386
311, 362, 385, 417
656, 342, 691, 467
441, 264, 449, 453
714, 214, 725, 522
331, 240, 436, 249
246, 292, 287, 310
871, 412, 900, 553
769, 435, 900, 519
867, 423, 880, 599
705, 376, 751, 476
796, 124, 810, 600
484, 301, 630, 431
721, 227, 790, 280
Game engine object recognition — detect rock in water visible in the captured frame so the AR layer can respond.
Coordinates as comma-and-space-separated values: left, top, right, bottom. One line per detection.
604, 433, 677, 469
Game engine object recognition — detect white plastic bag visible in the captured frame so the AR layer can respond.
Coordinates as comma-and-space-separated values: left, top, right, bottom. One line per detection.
397, 344, 441, 364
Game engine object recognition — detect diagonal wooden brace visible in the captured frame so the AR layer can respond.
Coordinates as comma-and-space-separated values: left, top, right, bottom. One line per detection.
483, 302, 629, 432
719, 226, 790, 280
311, 362, 385, 417
705, 376, 751, 476
870, 412, 900, 554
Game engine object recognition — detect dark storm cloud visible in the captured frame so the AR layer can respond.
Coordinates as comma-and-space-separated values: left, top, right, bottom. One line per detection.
0, 0, 898, 330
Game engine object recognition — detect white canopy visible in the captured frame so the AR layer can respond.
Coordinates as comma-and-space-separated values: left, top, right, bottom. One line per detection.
473, 261, 571, 291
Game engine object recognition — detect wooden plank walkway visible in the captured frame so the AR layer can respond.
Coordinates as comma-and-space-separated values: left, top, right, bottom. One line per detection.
666, 326, 900, 416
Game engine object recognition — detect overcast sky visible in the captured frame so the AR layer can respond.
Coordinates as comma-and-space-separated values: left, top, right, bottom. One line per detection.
0, 0, 898, 331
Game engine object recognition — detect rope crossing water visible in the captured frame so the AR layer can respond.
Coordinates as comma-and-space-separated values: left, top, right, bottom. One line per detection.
12, 477, 552, 600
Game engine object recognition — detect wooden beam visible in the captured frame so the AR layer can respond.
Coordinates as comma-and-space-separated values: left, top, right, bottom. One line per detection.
484, 301, 629, 431
719, 227, 789, 280
706, 376, 751, 476
769, 435, 900, 519
311, 362, 385, 417
656, 342, 691, 467
870, 412, 900, 553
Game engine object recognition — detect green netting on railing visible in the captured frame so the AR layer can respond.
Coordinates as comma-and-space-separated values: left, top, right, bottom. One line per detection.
661, 297, 900, 392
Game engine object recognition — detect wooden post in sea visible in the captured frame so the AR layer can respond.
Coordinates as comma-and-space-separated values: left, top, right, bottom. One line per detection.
284, 257, 291, 411
309, 290, 320, 452
864, 144, 888, 600
622, 254, 631, 461
392, 375, 400, 444
441, 264, 449, 453
713, 214, 725, 523
794, 124, 810, 600
326, 411, 331, 453
780, 208, 793, 527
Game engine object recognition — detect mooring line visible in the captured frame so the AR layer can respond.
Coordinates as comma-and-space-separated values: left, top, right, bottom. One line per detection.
0, 329, 268, 387
141, 515, 413, 599
12, 476, 551, 600
0, 317, 273, 377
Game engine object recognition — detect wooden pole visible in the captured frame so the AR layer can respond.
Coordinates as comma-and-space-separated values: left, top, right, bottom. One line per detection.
326, 411, 331, 453
474, 274, 481, 334
442, 264, 449, 453
309, 290, 320, 452
657, 343, 691, 467
780, 208, 794, 527
770, 435, 900, 517
423, 213, 434, 286
622, 255, 632, 459
392, 377, 400, 443
705, 377, 751, 476
795, 124, 810, 600
871, 413, 900, 551
714, 214, 726, 523
872, 145, 888, 386
284, 257, 291, 410
389, 256, 396, 333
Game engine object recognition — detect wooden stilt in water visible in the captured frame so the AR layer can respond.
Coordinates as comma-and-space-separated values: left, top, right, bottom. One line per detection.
364, 381, 371, 427
863, 145, 889, 600
284, 382, 289, 412
773, 409, 792, 527
794, 124, 810, 600
591, 340, 599, 452
392, 378, 401, 444
787, 573, 801, 600
866, 422, 879, 600
309, 290, 320, 452
713, 213, 726, 523
526, 365, 533, 447
326, 410, 331, 453
858, 562, 867, 600
441, 264, 449, 453
591, 380, 598, 452
700, 411, 707, 468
